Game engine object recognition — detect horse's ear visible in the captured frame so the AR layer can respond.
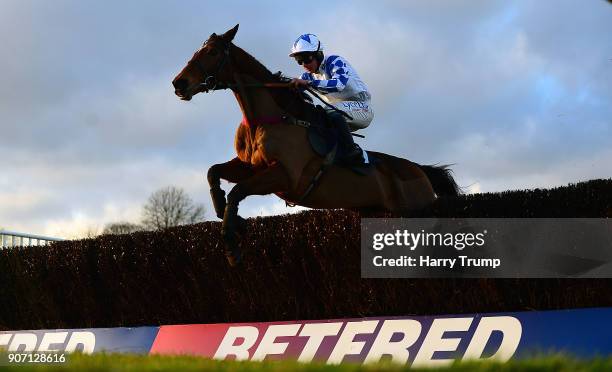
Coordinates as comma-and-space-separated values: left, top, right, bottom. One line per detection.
221, 24, 239, 42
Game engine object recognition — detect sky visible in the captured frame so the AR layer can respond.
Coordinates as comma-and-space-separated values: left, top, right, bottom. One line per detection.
1, 1, 611, 239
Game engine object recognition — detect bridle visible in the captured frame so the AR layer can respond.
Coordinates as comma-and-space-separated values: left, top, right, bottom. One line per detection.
190, 43, 293, 92
192, 42, 231, 93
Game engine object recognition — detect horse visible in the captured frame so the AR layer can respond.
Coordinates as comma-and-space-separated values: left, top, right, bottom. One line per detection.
172, 25, 460, 265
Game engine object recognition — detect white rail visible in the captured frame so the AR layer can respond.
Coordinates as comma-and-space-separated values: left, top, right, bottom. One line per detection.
0, 230, 64, 249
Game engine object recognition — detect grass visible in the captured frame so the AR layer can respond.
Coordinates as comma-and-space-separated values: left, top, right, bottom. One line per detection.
1, 353, 612, 372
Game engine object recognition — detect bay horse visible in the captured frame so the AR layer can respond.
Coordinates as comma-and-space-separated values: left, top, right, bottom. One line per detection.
172, 25, 459, 265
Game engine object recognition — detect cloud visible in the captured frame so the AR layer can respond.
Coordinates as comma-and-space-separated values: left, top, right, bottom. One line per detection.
0, 1, 610, 238
0, 155, 214, 238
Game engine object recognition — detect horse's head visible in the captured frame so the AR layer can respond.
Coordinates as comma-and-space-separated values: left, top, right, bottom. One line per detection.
172, 24, 239, 101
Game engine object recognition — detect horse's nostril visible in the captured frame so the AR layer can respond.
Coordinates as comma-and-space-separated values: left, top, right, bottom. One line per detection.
173, 78, 188, 91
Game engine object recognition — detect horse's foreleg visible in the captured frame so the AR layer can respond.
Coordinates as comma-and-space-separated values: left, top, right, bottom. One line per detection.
222, 164, 290, 266
207, 157, 255, 219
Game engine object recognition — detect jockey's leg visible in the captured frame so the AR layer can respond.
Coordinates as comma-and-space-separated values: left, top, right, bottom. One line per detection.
327, 101, 374, 164
328, 110, 363, 163
207, 157, 256, 219
333, 100, 374, 131
222, 164, 291, 265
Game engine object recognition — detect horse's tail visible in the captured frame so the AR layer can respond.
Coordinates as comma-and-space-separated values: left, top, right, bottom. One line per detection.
418, 164, 461, 197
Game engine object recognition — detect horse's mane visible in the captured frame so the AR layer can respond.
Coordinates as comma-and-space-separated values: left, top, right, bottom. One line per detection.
230, 43, 319, 118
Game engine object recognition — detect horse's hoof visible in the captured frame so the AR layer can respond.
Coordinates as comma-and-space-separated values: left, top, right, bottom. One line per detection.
210, 188, 227, 219
222, 231, 242, 267
225, 248, 242, 267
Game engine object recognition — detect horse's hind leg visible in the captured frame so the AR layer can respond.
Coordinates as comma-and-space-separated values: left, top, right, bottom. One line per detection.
222, 164, 290, 266
207, 157, 255, 219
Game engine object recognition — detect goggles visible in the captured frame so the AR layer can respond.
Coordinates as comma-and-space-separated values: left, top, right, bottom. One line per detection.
295, 54, 315, 65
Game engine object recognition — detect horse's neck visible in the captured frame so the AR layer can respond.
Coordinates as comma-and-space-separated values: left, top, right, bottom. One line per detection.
231, 44, 273, 83
230, 45, 309, 121
232, 74, 283, 120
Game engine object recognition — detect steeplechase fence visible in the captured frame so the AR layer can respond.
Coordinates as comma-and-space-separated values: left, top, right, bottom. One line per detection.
1, 179, 612, 332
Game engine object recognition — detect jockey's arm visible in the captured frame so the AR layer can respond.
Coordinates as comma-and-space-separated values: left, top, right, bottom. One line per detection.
309, 58, 349, 93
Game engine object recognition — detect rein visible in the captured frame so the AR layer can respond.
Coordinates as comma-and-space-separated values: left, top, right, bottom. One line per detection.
199, 80, 354, 122
204, 82, 291, 89
194, 44, 352, 121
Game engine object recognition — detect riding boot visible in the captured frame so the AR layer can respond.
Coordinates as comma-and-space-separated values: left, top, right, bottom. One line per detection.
329, 111, 363, 164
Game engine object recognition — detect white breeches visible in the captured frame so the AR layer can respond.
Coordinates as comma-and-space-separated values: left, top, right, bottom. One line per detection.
328, 100, 374, 131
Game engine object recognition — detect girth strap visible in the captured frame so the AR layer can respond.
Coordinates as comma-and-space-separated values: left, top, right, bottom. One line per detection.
298, 143, 337, 203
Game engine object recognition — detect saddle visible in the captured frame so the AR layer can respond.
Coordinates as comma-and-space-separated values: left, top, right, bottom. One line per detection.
306, 106, 375, 175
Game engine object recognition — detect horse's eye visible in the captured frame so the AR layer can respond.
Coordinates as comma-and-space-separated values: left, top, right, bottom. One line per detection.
209, 49, 218, 56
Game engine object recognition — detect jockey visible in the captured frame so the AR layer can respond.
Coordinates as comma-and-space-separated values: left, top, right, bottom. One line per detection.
289, 33, 374, 163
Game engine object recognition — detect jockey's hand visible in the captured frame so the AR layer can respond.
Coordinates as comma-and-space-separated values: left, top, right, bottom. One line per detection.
290, 78, 310, 90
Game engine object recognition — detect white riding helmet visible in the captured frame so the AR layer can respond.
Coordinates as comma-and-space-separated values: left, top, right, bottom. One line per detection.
289, 34, 324, 57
